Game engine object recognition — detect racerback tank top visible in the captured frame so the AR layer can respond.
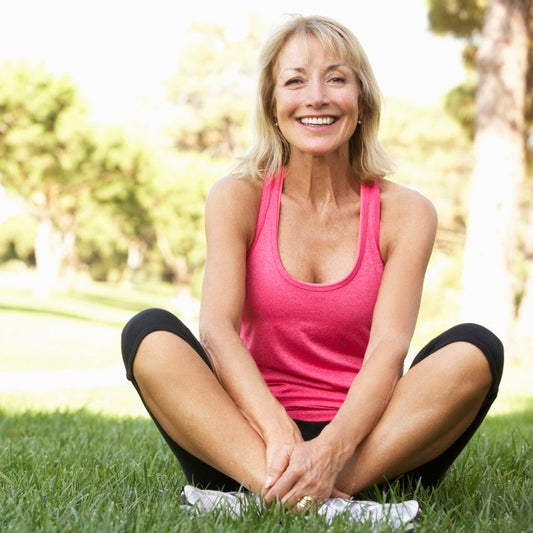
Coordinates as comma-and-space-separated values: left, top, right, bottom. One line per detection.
240, 167, 384, 421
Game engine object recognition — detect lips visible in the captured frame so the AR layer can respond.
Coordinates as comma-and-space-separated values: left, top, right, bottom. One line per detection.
299, 116, 336, 126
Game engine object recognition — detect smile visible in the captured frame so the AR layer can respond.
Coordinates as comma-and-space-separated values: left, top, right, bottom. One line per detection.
299, 116, 336, 126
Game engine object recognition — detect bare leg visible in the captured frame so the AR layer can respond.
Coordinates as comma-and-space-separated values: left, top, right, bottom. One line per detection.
336, 342, 493, 494
132, 330, 267, 493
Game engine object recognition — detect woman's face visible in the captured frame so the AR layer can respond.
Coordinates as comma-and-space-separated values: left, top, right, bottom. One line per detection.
273, 35, 360, 160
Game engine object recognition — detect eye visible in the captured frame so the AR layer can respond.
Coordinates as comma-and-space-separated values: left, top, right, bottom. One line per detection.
329, 76, 347, 84
284, 77, 304, 86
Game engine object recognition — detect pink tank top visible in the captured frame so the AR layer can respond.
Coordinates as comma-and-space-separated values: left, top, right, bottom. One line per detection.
240, 168, 384, 421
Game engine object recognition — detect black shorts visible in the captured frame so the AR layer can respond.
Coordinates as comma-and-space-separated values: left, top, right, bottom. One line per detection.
121, 308, 504, 491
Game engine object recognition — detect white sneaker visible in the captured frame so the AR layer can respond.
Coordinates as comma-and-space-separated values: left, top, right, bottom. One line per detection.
181, 485, 420, 529
181, 485, 262, 517
317, 497, 420, 529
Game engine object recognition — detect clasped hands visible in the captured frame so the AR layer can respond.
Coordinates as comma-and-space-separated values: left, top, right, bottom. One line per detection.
260, 431, 350, 511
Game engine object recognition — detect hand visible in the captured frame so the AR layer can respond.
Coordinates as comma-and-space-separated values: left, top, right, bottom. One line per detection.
262, 437, 350, 508
261, 420, 304, 498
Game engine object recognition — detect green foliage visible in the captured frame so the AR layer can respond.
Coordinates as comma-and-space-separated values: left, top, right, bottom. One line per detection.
427, 0, 488, 38
443, 82, 476, 139
0, 214, 36, 264
89, 128, 156, 236
0, 62, 96, 198
0, 61, 238, 288
76, 210, 130, 282
0, 62, 163, 286
147, 152, 232, 289
166, 16, 267, 157
425, 0, 484, 139
381, 97, 473, 234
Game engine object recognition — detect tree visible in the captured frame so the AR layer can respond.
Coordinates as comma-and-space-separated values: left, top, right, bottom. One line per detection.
427, 0, 531, 352
428, 0, 533, 145
0, 63, 155, 294
78, 127, 157, 284
165, 16, 266, 158
147, 153, 230, 293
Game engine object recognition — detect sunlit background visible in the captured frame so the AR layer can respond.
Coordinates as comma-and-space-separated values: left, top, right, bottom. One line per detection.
0, 0, 531, 414
1, 0, 463, 127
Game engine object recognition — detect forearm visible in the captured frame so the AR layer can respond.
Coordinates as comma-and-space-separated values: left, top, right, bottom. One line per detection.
318, 342, 404, 462
200, 322, 297, 440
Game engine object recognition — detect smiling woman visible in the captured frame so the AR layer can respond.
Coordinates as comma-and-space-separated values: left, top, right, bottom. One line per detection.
120, 14, 503, 516
273, 36, 360, 160
239, 14, 393, 182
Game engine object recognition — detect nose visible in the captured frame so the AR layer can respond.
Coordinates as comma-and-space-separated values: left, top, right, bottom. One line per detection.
306, 79, 328, 107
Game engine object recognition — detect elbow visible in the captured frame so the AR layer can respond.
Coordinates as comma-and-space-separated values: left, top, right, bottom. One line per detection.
198, 319, 219, 361
199, 315, 240, 373
199, 315, 236, 346
198, 323, 222, 377
198, 317, 213, 348
365, 332, 411, 373
395, 333, 412, 360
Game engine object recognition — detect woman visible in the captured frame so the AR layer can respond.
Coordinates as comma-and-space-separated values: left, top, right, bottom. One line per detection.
121, 15, 503, 510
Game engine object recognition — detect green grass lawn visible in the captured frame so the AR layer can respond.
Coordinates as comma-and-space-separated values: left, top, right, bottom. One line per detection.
1, 272, 532, 531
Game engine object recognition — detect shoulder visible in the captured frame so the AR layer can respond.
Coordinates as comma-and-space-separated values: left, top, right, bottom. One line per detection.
379, 179, 437, 222
207, 172, 263, 201
379, 179, 437, 261
205, 173, 264, 247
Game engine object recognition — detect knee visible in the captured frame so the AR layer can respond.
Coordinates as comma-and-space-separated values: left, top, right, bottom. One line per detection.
121, 308, 182, 381
121, 308, 177, 352
131, 329, 178, 387
450, 323, 504, 390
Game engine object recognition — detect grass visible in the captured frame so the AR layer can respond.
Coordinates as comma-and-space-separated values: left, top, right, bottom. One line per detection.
1, 407, 531, 532
1, 271, 532, 531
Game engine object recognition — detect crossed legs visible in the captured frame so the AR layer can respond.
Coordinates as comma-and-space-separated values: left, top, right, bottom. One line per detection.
121, 309, 503, 495
132, 328, 268, 493
337, 340, 495, 493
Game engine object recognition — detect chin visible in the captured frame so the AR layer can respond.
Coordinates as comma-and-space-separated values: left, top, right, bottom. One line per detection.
302, 147, 346, 159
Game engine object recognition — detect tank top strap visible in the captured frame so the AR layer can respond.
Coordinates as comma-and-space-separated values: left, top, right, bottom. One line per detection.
249, 168, 285, 254
250, 170, 381, 266
362, 179, 381, 252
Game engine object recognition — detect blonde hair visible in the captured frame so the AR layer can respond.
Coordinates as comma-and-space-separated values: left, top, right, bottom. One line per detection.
235, 14, 393, 182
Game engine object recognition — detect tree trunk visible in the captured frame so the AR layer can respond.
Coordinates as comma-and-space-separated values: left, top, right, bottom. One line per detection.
155, 225, 191, 284
34, 213, 78, 296
460, 0, 529, 347
34, 217, 63, 297
57, 220, 78, 292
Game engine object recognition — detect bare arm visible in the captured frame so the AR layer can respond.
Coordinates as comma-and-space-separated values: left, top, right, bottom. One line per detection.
199, 176, 302, 484
319, 183, 438, 464
263, 182, 438, 503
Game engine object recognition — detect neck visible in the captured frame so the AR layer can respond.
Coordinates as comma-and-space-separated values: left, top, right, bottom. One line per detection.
284, 153, 359, 207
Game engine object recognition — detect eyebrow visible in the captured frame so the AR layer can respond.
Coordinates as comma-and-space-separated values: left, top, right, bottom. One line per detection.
280, 63, 349, 75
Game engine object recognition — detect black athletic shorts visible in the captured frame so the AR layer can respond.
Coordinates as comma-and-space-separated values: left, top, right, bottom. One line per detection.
121, 308, 504, 492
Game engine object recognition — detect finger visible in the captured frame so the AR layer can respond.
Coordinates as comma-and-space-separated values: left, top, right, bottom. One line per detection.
262, 450, 290, 495
263, 467, 302, 503
331, 487, 350, 499
293, 495, 317, 513
277, 474, 319, 508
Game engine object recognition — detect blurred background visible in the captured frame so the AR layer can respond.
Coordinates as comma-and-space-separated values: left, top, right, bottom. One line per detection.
1, 0, 531, 415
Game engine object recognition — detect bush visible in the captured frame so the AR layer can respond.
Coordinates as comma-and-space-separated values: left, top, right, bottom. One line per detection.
0, 214, 36, 265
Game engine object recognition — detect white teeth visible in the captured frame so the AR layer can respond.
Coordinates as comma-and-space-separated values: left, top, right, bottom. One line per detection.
300, 116, 335, 125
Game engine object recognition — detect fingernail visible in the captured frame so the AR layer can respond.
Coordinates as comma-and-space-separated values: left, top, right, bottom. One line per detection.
264, 475, 273, 488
